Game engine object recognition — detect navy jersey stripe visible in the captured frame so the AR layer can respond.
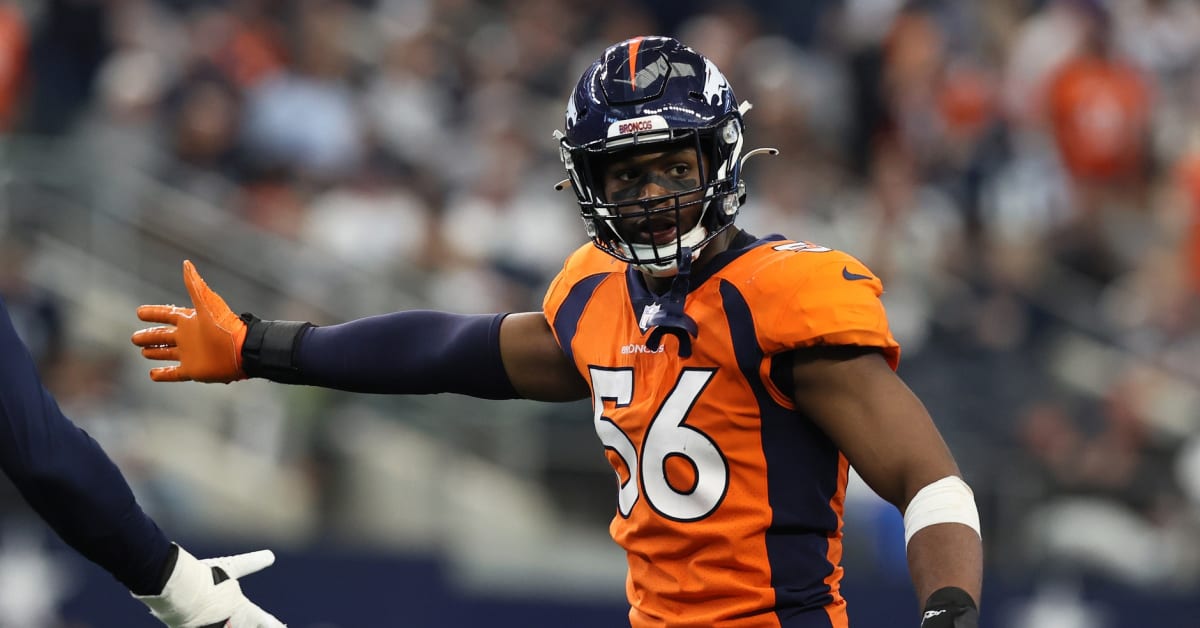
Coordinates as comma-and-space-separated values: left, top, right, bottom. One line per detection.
719, 280, 842, 619
778, 606, 840, 628
552, 273, 608, 364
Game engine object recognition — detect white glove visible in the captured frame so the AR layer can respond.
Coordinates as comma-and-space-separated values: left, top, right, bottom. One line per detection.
134, 544, 286, 628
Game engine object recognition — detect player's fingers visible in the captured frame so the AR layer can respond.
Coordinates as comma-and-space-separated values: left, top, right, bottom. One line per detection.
183, 260, 234, 318
182, 260, 207, 305
149, 366, 191, 382
238, 604, 287, 628
131, 326, 178, 348
136, 304, 192, 325
140, 346, 179, 362
209, 550, 276, 580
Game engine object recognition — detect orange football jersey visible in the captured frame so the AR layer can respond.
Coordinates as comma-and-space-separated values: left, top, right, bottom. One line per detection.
543, 234, 900, 628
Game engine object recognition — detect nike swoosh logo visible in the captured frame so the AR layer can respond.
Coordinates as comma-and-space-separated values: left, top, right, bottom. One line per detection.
842, 266, 873, 281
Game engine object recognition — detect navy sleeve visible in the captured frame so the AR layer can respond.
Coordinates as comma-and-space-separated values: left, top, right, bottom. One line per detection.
293, 310, 520, 399
0, 297, 172, 595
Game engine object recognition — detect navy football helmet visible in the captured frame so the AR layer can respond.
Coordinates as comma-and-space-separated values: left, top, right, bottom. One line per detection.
556, 36, 774, 276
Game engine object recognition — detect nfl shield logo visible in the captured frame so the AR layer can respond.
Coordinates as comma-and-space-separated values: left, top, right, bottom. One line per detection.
639, 303, 662, 331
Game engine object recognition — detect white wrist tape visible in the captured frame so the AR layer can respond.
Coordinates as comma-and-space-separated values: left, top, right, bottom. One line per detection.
903, 476, 981, 546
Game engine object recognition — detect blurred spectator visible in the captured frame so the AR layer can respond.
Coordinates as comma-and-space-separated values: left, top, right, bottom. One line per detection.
0, 237, 64, 371
22, 0, 111, 135
1002, 0, 1088, 131
362, 29, 457, 181
219, 0, 290, 90
235, 164, 312, 239
880, 2, 948, 174
1172, 134, 1200, 297
1018, 374, 1197, 588
0, 1, 28, 133
1113, 0, 1200, 81
298, 152, 437, 276
831, 137, 965, 355
836, 0, 902, 177
1045, 2, 1152, 208
503, 0, 584, 98
239, 0, 364, 184
159, 71, 245, 202
435, 126, 582, 312
674, 6, 759, 74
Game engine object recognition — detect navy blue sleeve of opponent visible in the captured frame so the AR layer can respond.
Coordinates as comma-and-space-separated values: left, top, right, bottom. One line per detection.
293, 310, 520, 399
0, 297, 171, 595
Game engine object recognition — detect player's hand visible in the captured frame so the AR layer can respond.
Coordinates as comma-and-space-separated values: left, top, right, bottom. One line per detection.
135, 544, 286, 628
131, 260, 247, 383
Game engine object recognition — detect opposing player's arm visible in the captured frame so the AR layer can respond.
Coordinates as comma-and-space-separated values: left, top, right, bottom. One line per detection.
2, 297, 283, 627
1, 299, 173, 595
789, 346, 982, 619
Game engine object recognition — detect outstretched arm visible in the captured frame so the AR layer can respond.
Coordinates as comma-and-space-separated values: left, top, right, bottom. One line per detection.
790, 346, 982, 626
1, 296, 173, 594
133, 260, 589, 402
0, 296, 284, 627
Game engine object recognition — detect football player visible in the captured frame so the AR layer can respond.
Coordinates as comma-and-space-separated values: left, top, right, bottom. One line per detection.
0, 296, 285, 628
133, 36, 981, 628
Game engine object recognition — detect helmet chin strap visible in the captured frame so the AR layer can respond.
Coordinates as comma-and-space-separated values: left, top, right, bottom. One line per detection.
626, 222, 709, 277
642, 245, 699, 358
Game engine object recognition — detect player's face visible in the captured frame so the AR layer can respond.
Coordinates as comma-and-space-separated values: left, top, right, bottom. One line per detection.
601, 146, 710, 246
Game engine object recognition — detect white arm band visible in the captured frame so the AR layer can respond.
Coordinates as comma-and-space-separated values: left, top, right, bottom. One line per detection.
902, 476, 981, 546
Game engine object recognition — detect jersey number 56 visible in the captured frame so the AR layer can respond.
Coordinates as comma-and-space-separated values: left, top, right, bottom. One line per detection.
588, 366, 730, 522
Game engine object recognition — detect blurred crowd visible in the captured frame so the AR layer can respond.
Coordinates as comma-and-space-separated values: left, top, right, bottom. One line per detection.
2, 0, 1200, 606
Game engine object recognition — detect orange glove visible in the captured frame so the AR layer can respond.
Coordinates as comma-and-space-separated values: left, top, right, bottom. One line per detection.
131, 260, 247, 383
